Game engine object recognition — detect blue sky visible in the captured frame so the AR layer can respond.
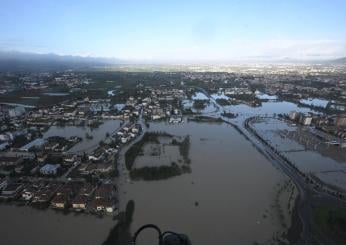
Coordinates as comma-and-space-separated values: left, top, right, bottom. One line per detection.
0, 0, 346, 61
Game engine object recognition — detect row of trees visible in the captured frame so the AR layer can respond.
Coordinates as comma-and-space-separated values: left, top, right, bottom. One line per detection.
130, 162, 191, 181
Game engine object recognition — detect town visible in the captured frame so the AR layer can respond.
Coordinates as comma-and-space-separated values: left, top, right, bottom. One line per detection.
0, 66, 346, 244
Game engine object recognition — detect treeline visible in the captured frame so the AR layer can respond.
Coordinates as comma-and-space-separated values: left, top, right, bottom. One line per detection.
180, 136, 190, 163
188, 116, 223, 123
130, 162, 191, 181
193, 100, 208, 109
174, 136, 191, 164
216, 98, 231, 106
221, 112, 237, 118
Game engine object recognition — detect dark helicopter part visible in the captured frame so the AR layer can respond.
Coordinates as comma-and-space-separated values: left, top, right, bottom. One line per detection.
130, 224, 191, 245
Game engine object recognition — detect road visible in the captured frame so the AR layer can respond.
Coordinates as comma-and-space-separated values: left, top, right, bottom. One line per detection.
114, 108, 147, 211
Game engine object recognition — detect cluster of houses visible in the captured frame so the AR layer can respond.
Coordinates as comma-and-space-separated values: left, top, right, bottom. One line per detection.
116, 123, 142, 144
223, 87, 253, 96
289, 111, 313, 126
43, 136, 81, 152
143, 103, 183, 122
288, 111, 346, 144
0, 179, 117, 213
24, 98, 119, 126
72, 122, 142, 177
139, 89, 185, 122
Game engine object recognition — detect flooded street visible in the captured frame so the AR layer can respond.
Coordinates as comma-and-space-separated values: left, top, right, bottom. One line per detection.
43, 120, 121, 153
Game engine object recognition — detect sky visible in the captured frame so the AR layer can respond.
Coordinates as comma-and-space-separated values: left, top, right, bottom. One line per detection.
0, 0, 346, 62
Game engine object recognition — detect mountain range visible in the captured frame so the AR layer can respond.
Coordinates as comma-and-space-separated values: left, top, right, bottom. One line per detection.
0, 50, 345, 72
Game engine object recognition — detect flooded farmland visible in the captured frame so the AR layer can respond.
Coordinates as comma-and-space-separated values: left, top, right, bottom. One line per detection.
118, 121, 297, 245
251, 117, 346, 192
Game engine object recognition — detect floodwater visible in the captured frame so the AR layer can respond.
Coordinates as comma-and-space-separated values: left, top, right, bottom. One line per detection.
134, 137, 182, 168
43, 120, 121, 153
0, 204, 115, 245
224, 101, 313, 118
256, 93, 278, 100
118, 121, 296, 245
1, 100, 311, 245
43, 92, 70, 96
252, 118, 346, 191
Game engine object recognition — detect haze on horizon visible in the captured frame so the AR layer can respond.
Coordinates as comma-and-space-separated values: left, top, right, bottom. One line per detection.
1, 0, 346, 62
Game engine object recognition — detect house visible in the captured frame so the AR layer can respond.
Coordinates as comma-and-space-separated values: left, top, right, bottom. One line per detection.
79, 183, 96, 196
44, 142, 60, 151
33, 182, 63, 203
88, 148, 105, 161
40, 164, 61, 175
51, 194, 68, 209
83, 163, 113, 174
21, 187, 36, 201
152, 114, 163, 120
94, 184, 116, 200
131, 127, 139, 134
36, 152, 48, 163
0, 156, 24, 167
0, 183, 24, 199
71, 183, 96, 211
299, 115, 313, 126
71, 195, 88, 210
169, 115, 183, 124
78, 163, 90, 175
0, 142, 9, 151
20, 138, 45, 152
121, 135, 131, 144
8, 106, 25, 118
92, 198, 116, 213
289, 111, 300, 121
63, 154, 77, 164
0, 178, 8, 190
33, 190, 52, 203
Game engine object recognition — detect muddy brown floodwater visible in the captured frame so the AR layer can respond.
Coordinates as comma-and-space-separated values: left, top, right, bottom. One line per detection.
118, 121, 297, 245
0, 120, 298, 245
0, 204, 115, 245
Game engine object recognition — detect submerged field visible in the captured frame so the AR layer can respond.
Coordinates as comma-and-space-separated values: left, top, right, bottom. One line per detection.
117, 121, 298, 245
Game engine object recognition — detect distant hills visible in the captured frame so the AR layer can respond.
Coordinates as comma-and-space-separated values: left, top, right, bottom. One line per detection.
329, 57, 346, 64
0, 50, 345, 72
0, 51, 123, 72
